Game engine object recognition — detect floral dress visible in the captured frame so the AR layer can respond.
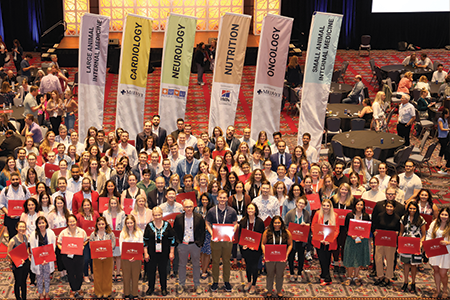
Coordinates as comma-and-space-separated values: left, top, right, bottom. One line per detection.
400, 215, 426, 265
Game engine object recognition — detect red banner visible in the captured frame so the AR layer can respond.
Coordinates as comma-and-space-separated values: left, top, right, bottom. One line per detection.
212, 224, 235, 242
7, 200, 25, 217
348, 219, 371, 239
90, 240, 113, 259
306, 194, 321, 210
51, 227, 67, 237
364, 200, 377, 215
44, 164, 60, 179
265, 244, 286, 262
123, 198, 134, 215
121, 242, 144, 260
312, 224, 337, 243
99, 197, 109, 214
32, 244, 56, 265
334, 209, 351, 226
398, 236, 421, 255
9, 242, 28, 267
61, 236, 84, 255
176, 191, 197, 207
238, 229, 262, 250
162, 212, 181, 226
288, 223, 310, 242
374, 229, 397, 247
423, 238, 449, 258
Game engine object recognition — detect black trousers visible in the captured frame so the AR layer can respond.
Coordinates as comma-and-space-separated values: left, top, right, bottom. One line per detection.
55, 247, 66, 272
317, 244, 332, 282
12, 259, 30, 300
4, 215, 19, 238
288, 241, 306, 275
49, 116, 62, 134
241, 247, 260, 285
147, 253, 169, 291
397, 122, 412, 146
332, 229, 346, 262
62, 254, 84, 291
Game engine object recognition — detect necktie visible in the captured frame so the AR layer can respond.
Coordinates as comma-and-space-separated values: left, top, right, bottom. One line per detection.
20, 160, 24, 169
280, 154, 284, 165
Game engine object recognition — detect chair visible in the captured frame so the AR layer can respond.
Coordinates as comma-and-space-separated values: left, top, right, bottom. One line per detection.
40, 125, 48, 138
412, 89, 421, 102
331, 140, 350, 165
373, 147, 381, 160
359, 87, 370, 104
385, 109, 395, 132
374, 66, 384, 87
409, 142, 437, 176
415, 109, 434, 137
351, 118, 365, 131
338, 62, 349, 83
329, 93, 342, 103
70, 72, 79, 95
433, 61, 440, 71
369, 58, 377, 84
359, 35, 371, 56
16, 76, 26, 87
0, 94, 6, 105
412, 130, 430, 155
332, 70, 341, 83
386, 146, 413, 173
325, 117, 342, 142
13, 146, 21, 159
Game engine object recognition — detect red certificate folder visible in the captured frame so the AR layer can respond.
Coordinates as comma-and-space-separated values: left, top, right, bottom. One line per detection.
112, 230, 121, 248
121, 242, 144, 260
374, 229, 397, 247
9, 242, 28, 267
348, 219, 371, 239
398, 236, 421, 255
264, 244, 287, 262
52, 227, 66, 237
334, 209, 351, 226
364, 200, 377, 215
61, 236, 84, 255
263, 216, 272, 228
212, 150, 226, 159
123, 198, 133, 215
306, 194, 321, 210
98, 197, 109, 214
90, 240, 113, 259
28, 186, 36, 196
312, 224, 337, 243
176, 192, 197, 207
288, 223, 310, 243
7, 200, 25, 217
420, 214, 433, 231
423, 238, 449, 258
212, 224, 235, 242
32, 244, 56, 265
44, 164, 60, 179
162, 212, 181, 226
83, 220, 96, 237
238, 229, 262, 251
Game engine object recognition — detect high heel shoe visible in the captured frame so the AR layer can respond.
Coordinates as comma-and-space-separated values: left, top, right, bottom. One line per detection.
410, 283, 416, 294
401, 283, 408, 292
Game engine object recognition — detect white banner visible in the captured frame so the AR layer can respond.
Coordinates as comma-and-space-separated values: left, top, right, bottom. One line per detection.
250, 14, 293, 142
78, 13, 110, 140
297, 12, 342, 150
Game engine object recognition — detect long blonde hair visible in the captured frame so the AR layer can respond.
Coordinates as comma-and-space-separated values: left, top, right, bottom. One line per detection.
318, 198, 336, 225
349, 156, 368, 184
374, 91, 385, 105
332, 183, 354, 208
288, 56, 299, 69
122, 215, 142, 239
431, 208, 450, 239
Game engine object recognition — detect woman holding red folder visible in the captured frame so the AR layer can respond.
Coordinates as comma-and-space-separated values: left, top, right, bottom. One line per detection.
311, 199, 339, 285
342, 199, 370, 286
426, 207, 450, 298
8, 221, 30, 300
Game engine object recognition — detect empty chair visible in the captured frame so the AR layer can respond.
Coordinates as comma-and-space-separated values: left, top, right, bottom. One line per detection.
339, 61, 349, 83
373, 147, 381, 160
412, 89, 421, 102
412, 130, 430, 155
433, 61, 440, 71
40, 125, 48, 140
359, 35, 371, 56
386, 146, 413, 173
329, 93, 342, 103
385, 109, 395, 132
409, 142, 437, 176
415, 109, 434, 137
331, 140, 350, 165
325, 117, 342, 142
332, 69, 341, 83
351, 118, 365, 131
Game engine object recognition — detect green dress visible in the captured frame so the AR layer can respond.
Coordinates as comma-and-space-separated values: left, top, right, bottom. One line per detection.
343, 212, 371, 268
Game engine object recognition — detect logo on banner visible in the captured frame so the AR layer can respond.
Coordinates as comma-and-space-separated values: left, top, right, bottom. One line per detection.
381, 236, 392, 241
404, 243, 414, 248
220, 90, 232, 105
256, 88, 281, 98
120, 89, 144, 98
431, 245, 441, 250
161, 88, 186, 99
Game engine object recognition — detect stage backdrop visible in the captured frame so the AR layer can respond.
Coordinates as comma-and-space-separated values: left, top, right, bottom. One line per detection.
159, 13, 197, 134
116, 14, 153, 140
297, 12, 342, 151
78, 13, 110, 140
250, 14, 293, 143
208, 12, 251, 134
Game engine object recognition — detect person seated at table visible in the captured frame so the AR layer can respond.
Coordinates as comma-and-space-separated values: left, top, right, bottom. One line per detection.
438, 75, 450, 102
416, 53, 433, 69
342, 75, 364, 104
397, 72, 413, 95
357, 99, 373, 129
432, 64, 448, 83
402, 52, 418, 67
415, 76, 432, 99
285, 55, 303, 88
417, 88, 435, 119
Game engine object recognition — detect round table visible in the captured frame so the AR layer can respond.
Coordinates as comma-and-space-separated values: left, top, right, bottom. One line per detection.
0, 106, 25, 121
326, 103, 362, 131
429, 82, 441, 95
380, 65, 434, 82
332, 131, 404, 161
328, 83, 352, 102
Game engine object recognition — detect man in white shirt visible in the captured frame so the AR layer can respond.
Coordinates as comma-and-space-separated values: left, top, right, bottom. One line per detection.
432, 64, 448, 83
302, 133, 318, 164
159, 188, 184, 215
397, 94, 415, 146
251, 181, 280, 221
399, 160, 422, 202
269, 164, 293, 191
239, 127, 256, 152
149, 151, 162, 175
270, 132, 290, 154
52, 177, 75, 213
43, 151, 58, 186
169, 143, 185, 173
119, 131, 138, 167
55, 125, 71, 148
66, 164, 83, 194
416, 53, 433, 69
402, 52, 418, 67
16, 148, 28, 172
21, 153, 45, 183
177, 132, 187, 157
249, 148, 263, 171
70, 131, 85, 156
184, 124, 197, 148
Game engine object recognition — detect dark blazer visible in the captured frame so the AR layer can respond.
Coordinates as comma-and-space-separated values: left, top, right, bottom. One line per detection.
270, 152, 292, 171
135, 131, 156, 153
226, 137, 240, 155
238, 216, 265, 254
131, 163, 156, 182
99, 142, 111, 154
173, 212, 206, 248
365, 158, 381, 177
147, 188, 167, 209
154, 127, 167, 149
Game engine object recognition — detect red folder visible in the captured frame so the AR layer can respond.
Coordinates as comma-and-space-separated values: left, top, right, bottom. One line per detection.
423, 238, 449, 258
398, 236, 421, 255
420, 213, 433, 231
98, 197, 109, 214
32, 244, 56, 265
233, 227, 240, 244
28, 186, 36, 196
212, 150, 226, 159
334, 209, 351, 226
61, 236, 84, 255
176, 191, 197, 207
162, 212, 180, 226
348, 219, 371, 239
83, 220, 96, 237
374, 229, 397, 247
44, 164, 60, 179
52, 227, 66, 237
288, 223, 310, 242
263, 216, 272, 228
7, 200, 25, 217
306, 194, 321, 210
265, 244, 287, 262
354, 195, 362, 199
123, 198, 133, 215
121, 242, 144, 260
212, 224, 235, 242
9, 242, 28, 267
90, 240, 113, 259
239, 229, 262, 251
238, 174, 251, 184
112, 230, 121, 248
364, 199, 377, 215
312, 224, 337, 243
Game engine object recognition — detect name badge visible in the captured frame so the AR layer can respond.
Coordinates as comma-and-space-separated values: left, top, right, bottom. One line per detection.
183, 235, 190, 245
155, 242, 162, 253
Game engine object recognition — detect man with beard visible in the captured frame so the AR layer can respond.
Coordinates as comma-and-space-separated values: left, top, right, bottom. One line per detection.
332, 162, 349, 187
136, 120, 154, 153
302, 133, 318, 164
21, 153, 45, 183
225, 126, 240, 155
147, 177, 167, 209
96, 130, 110, 154
110, 162, 129, 194
0, 172, 31, 236
70, 131, 86, 156
151, 115, 167, 149
131, 152, 156, 182
53, 177, 75, 213
171, 118, 185, 141
67, 164, 83, 194
72, 177, 100, 213
176, 147, 200, 187
119, 131, 138, 167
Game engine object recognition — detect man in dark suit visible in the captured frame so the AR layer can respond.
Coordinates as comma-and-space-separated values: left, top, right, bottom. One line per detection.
171, 118, 185, 140
151, 115, 167, 149
173, 199, 205, 294
269, 140, 292, 171
147, 177, 167, 208
225, 126, 240, 155
135, 120, 154, 153
364, 146, 381, 177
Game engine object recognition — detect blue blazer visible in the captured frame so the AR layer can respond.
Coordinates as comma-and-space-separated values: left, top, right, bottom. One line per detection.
270, 152, 292, 171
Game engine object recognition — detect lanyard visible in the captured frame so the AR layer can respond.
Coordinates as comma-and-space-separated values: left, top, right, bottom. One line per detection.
185, 160, 193, 175
295, 210, 303, 224
216, 206, 227, 224
236, 198, 244, 215
272, 232, 282, 245
247, 218, 255, 231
